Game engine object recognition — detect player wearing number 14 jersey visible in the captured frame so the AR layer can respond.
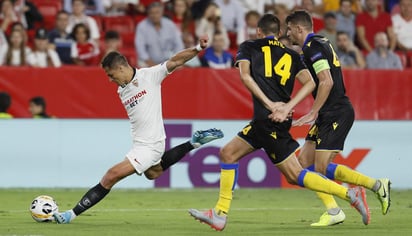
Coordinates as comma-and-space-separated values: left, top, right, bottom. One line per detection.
189, 14, 370, 231
285, 10, 391, 226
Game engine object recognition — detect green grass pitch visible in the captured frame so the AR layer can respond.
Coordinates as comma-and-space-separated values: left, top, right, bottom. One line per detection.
1, 188, 411, 236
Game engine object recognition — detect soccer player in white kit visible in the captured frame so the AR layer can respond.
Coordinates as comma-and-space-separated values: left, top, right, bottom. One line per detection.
53, 35, 224, 224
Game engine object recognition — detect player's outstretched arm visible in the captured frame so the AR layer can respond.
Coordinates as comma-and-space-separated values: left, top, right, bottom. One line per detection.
269, 69, 315, 122
293, 69, 333, 126
166, 35, 208, 72
288, 69, 315, 109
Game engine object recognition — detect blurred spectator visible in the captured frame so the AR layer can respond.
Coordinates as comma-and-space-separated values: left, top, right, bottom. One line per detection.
0, 29, 5, 47
0, 0, 20, 33
201, 31, 233, 69
195, 2, 229, 49
271, 1, 299, 11
124, 1, 150, 17
48, 11, 74, 64
101, 30, 121, 58
293, 0, 323, 16
317, 12, 338, 50
0, 28, 31, 66
29, 96, 52, 118
9, 22, 27, 43
135, 2, 183, 67
66, 0, 101, 44
166, 0, 195, 34
356, 0, 396, 52
386, 0, 401, 13
336, 31, 366, 69
273, 4, 290, 36
21, 0, 43, 30
181, 31, 201, 67
103, 0, 138, 16
28, 28, 61, 68
215, 0, 245, 47
0, 91, 12, 119
392, 0, 412, 51
190, 0, 213, 20
278, 35, 302, 53
71, 23, 100, 66
237, 0, 266, 14
336, 0, 357, 42
294, 0, 324, 32
64, 0, 105, 16
322, 0, 363, 13
242, 10, 260, 41
366, 32, 403, 69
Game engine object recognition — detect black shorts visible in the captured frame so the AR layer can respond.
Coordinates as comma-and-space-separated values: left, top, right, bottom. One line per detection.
237, 119, 299, 165
306, 106, 354, 151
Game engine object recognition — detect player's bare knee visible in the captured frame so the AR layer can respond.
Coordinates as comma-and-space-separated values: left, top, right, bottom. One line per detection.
297, 155, 310, 169
144, 171, 160, 180
219, 147, 235, 163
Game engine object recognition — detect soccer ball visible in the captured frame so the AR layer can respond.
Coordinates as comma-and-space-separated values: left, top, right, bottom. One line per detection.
29, 195, 58, 222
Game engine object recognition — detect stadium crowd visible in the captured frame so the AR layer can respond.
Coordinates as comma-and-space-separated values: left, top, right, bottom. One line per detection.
0, 0, 410, 70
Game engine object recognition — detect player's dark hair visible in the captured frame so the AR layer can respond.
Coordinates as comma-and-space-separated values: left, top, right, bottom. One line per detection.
278, 35, 292, 46
257, 14, 280, 35
285, 10, 313, 31
0, 92, 11, 112
101, 51, 128, 69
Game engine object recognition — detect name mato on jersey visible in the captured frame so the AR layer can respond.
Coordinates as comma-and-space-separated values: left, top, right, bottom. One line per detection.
123, 90, 147, 108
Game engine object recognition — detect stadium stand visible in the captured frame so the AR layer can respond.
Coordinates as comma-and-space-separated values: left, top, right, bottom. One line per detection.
31, 0, 62, 30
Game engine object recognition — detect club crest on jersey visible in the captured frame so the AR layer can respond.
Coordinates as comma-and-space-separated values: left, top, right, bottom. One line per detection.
333, 122, 338, 130
310, 52, 322, 62
132, 79, 139, 87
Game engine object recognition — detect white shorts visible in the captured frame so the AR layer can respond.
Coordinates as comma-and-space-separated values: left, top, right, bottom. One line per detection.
126, 140, 165, 175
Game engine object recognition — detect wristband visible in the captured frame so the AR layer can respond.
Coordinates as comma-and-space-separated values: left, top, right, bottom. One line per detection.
195, 44, 203, 52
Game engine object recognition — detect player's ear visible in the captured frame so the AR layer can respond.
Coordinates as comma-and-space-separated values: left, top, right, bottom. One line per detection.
117, 64, 124, 72
278, 29, 283, 38
297, 24, 304, 34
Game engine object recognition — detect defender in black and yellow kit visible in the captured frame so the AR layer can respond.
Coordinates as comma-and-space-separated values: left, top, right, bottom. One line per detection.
286, 10, 391, 227
189, 14, 371, 231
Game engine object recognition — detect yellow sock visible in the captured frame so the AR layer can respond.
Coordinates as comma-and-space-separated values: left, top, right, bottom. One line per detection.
334, 164, 376, 189
316, 192, 339, 209
299, 170, 349, 201
215, 164, 238, 214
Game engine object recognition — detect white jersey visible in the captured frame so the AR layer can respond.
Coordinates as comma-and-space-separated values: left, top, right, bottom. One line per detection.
392, 14, 412, 49
118, 63, 170, 143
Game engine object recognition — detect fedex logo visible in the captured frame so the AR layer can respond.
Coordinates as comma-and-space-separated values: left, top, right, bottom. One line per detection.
154, 124, 370, 188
